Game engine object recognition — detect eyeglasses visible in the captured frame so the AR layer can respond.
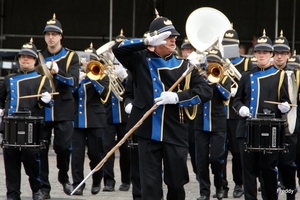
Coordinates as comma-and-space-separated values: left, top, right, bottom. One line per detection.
274, 52, 289, 56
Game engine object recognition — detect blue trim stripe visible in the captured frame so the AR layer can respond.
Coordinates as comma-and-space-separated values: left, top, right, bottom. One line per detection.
119, 39, 144, 47
111, 92, 121, 124
179, 96, 201, 107
55, 74, 74, 86
203, 101, 211, 131
44, 48, 68, 62
216, 83, 231, 100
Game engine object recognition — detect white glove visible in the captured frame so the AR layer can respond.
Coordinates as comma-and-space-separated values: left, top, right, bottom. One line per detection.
154, 91, 179, 105
114, 65, 128, 81
41, 92, 51, 103
125, 103, 133, 114
146, 31, 171, 46
278, 101, 290, 113
46, 61, 59, 74
0, 108, 4, 117
79, 71, 86, 83
239, 106, 250, 117
231, 87, 238, 97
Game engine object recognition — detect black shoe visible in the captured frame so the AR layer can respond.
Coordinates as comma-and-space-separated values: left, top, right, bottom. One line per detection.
233, 185, 243, 198
42, 190, 51, 199
119, 183, 130, 191
61, 182, 73, 195
72, 185, 83, 195
213, 189, 228, 198
197, 196, 210, 200
216, 188, 224, 199
33, 189, 44, 200
278, 181, 286, 189
91, 184, 101, 194
102, 185, 115, 192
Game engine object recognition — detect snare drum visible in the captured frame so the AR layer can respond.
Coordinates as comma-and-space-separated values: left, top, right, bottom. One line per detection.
246, 118, 287, 153
1, 115, 45, 148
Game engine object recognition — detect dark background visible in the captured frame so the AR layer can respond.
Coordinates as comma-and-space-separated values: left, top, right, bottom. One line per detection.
0, 0, 299, 53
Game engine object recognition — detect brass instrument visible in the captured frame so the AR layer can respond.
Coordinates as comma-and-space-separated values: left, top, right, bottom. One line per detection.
86, 60, 105, 80
199, 63, 224, 84
99, 55, 125, 101
222, 58, 241, 88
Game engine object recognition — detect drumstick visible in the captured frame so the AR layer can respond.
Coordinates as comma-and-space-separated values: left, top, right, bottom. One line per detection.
264, 100, 298, 107
19, 92, 59, 99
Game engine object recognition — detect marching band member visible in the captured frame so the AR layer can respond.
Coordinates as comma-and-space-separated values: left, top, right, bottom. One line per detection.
39, 14, 80, 198
0, 39, 53, 200
273, 32, 298, 200
123, 71, 142, 199
194, 48, 232, 200
233, 30, 291, 200
291, 53, 300, 188
112, 15, 213, 200
102, 31, 131, 192
71, 44, 110, 195
220, 28, 253, 198
180, 38, 197, 177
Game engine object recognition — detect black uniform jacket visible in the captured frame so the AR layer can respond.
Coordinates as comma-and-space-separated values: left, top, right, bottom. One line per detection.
194, 75, 231, 132
39, 47, 80, 122
0, 70, 53, 117
233, 65, 291, 138
72, 74, 109, 128
226, 56, 253, 119
112, 39, 213, 147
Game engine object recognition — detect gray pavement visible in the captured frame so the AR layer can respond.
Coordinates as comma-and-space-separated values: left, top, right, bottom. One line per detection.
0, 148, 298, 200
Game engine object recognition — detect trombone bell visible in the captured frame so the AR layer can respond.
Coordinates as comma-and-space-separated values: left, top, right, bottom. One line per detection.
206, 63, 224, 83
86, 60, 105, 80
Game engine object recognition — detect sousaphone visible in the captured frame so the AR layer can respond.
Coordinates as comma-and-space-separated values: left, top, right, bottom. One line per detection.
185, 7, 231, 52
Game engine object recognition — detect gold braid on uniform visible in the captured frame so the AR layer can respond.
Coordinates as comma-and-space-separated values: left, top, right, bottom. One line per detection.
182, 72, 197, 121
222, 76, 230, 106
100, 77, 112, 104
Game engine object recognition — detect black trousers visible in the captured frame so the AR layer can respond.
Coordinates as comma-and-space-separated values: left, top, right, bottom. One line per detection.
71, 128, 105, 187
40, 121, 73, 192
295, 132, 300, 181
138, 136, 189, 200
102, 123, 130, 187
239, 138, 278, 200
188, 120, 197, 175
223, 119, 243, 191
129, 141, 142, 200
4, 147, 42, 200
195, 130, 226, 197
278, 134, 297, 198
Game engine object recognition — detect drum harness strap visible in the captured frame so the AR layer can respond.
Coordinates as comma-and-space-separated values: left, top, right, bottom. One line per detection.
277, 70, 285, 101
38, 76, 48, 109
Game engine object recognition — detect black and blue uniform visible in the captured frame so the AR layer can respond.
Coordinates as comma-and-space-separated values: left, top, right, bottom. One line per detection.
38, 47, 80, 193
0, 70, 53, 200
113, 38, 213, 200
